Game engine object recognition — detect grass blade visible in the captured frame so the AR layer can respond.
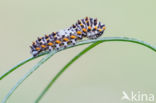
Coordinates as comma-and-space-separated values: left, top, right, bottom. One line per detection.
0, 57, 33, 80
2, 37, 156, 103
0, 52, 48, 80
1, 37, 156, 80
35, 41, 102, 103
1, 51, 56, 103
35, 37, 156, 102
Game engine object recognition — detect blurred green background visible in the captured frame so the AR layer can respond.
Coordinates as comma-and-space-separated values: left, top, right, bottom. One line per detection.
0, 0, 156, 103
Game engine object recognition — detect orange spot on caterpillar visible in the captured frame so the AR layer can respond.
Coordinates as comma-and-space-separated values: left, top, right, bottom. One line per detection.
63, 38, 69, 41
36, 47, 40, 51
82, 28, 87, 32
77, 31, 82, 35
48, 42, 53, 46
103, 26, 106, 30
98, 29, 102, 32
55, 40, 61, 44
94, 26, 97, 30
70, 35, 76, 39
80, 23, 83, 26
88, 26, 91, 30
41, 45, 46, 48
86, 20, 89, 23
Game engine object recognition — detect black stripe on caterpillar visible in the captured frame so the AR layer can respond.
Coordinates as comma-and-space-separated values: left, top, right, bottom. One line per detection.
30, 17, 106, 57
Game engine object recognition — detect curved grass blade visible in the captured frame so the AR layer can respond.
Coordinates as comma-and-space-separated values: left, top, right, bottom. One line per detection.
0, 52, 48, 80
1, 37, 156, 80
2, 37, 156, 103
0, 57, 33, 80
1, 51, 56, 103
35, 41, 102, 103
35, 37, 156, 103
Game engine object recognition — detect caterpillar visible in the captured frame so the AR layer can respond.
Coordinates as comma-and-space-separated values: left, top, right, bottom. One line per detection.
30, 17, 106, 57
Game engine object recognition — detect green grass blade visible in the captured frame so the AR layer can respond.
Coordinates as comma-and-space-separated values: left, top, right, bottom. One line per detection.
0, 52, 48, 80
35, 41, 102, 103
35, 37, 156, 103
1, 51, 56, 103
1, 37, 156, 80
0, 57, 33, 80
2, 37, 156, 103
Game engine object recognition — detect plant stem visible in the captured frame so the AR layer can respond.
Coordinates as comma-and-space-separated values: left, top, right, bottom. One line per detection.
0, 52, 47, 80
0, 57, 33, 80
1, 51, 56, 103
35, 37, 156, 103
1, 37, 156, 80
2, 37, 156, 103
35, 41, 102, 103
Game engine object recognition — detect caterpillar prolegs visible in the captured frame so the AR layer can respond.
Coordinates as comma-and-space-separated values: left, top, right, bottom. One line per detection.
30, 17, 106, 57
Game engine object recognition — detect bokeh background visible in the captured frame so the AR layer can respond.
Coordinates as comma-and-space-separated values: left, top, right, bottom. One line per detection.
0, 0, 156, 103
